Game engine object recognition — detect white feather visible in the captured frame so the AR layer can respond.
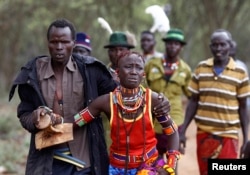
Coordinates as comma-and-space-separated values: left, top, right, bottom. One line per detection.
97, 17, 113, 34
145, 5, 170, 34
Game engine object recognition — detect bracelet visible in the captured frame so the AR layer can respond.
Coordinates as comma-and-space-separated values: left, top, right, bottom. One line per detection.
167, 150, 181, 160
163, 165, 175, 175
74, 113, 85, 127
165, 150, 181, 170
162, 121, 178, 135
74, 108, 95, 127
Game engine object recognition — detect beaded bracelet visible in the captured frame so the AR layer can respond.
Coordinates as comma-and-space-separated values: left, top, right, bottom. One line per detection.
167, 150, 181, 160
74, 108, 95, 127
166, 150, 181, 170
162, 121, 178, 135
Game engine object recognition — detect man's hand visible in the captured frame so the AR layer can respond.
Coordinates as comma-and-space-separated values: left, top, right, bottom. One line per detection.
33, 106, 63, 129
240, 142, 247, 158
241, 141, 250, 158
179, 128, 186, 154
153, 93, 170, 117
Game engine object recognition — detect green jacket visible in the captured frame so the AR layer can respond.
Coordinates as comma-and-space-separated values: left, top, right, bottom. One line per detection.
145, 58, 192, 131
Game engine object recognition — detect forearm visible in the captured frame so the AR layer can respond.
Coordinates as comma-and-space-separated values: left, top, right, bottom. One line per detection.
180, 100, 198, 133
19, 112, 37, 132
156, 115, 180, 173
239, 108, 249, 144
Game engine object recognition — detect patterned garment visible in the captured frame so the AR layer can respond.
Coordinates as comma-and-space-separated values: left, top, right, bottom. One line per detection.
137, 158, 165, 175
109, 165, 137, 175
108, 157, 165, 175
189, 57, 250, 139
109, 87, 157, 169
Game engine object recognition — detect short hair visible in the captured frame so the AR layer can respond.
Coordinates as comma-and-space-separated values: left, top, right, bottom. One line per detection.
117, 50, 145, 67
210, 29, 232, 42
47, 18, 76, 41
140, 30, 155, 38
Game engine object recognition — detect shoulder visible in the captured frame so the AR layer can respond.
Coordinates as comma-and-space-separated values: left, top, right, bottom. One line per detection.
23, 55, 48, 69
235, 59, 248, 73
73, 54, 108, 71
73, 54, 113, 79
148, 89, 162, 107
15, 55, 48, 80
145, 57, 163, 69
179, 59, 191, 71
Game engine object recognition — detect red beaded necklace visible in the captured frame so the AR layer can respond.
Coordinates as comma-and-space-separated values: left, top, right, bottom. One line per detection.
162, 58, 179, 75
115, 85, 144, 113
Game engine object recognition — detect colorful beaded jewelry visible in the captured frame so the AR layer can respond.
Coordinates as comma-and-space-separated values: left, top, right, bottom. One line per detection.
74, 108, 95, 127
162, 121, 178, 135
163, 150, 181, 175
115, 85, 144, 113
156, 115, 170, 124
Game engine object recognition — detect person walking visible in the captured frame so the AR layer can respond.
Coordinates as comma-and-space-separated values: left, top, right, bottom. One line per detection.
74, 50, 180, 175
9, 19, 172, 175
9, 18, 117, 175
179, 29, 250, 175
144, 28, 192, 156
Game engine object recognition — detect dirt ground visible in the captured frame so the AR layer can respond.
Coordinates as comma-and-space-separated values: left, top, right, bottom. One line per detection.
178, 121, 199, 174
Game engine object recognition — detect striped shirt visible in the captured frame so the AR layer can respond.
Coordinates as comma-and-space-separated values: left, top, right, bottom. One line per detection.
189, 57, 250, 139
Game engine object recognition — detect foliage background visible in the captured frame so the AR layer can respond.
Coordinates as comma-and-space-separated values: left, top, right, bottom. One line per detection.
0, 0, 250, 174
1, 0, 250, 92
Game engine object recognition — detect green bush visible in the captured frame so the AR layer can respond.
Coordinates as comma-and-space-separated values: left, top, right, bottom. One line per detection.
0, 95, 29, 174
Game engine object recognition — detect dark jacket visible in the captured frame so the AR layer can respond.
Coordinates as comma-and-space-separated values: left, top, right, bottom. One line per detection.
9, 54, 117, 175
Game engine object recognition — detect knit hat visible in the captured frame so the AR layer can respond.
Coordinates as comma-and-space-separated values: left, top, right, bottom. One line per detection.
162, 29, 186, 45
75, 32, 92, 51
104, 31, 135, 48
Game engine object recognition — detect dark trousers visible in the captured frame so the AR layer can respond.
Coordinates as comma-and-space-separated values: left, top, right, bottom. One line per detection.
52, 159, 92, 175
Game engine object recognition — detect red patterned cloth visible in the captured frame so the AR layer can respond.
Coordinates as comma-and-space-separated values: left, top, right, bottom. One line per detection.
197, 132, 238, 175
109, 88, 157, 169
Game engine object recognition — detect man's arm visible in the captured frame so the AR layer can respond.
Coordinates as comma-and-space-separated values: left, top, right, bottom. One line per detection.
74, 94, 110, 127
179, 93, 199, 153
238, 97, 249, 158
151, 91, 180, 174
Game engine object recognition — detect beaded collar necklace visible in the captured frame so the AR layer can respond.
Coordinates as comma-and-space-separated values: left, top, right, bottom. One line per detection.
115, 85, 144, 113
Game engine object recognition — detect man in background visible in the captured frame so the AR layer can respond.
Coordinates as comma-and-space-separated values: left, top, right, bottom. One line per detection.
73, 32, 92, 56
179, 29, 250, 175
145, 28, 192, 157
104, 31, 135, 83
140, 30, 163, 64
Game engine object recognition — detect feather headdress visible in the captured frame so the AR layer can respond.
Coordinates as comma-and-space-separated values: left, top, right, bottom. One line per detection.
98, 17, 137, 47
145, 5, 170, 34
97, 17, 113, 34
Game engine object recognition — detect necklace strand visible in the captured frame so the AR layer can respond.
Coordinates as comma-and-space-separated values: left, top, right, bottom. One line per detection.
115, 86, 144, 113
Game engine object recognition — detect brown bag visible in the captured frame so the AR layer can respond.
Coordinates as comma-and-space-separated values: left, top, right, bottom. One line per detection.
35, 123, 73, 150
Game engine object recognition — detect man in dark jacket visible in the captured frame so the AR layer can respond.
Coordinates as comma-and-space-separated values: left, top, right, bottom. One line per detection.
9, 18, 170, 175
9, 18, 117, 175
